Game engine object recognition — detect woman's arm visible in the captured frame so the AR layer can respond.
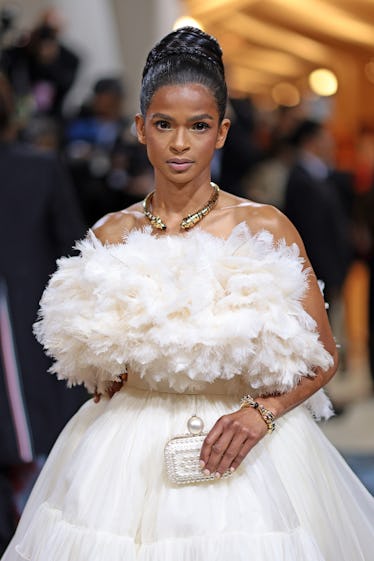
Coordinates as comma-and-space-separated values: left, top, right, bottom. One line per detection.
199, 209, 339, 477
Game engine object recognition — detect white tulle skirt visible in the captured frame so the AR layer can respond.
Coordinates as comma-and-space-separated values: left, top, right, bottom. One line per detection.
2, 379, 374, 561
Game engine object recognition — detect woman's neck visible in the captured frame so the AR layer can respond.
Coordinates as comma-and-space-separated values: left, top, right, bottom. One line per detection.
149, 179, 216, 232
154, 172, 213, 200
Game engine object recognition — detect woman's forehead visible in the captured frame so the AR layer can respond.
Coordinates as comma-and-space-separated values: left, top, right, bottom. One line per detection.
146, 83, 219, 115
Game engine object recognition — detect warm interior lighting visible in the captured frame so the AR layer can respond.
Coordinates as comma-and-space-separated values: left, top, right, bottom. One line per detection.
309, 68, 338, 96
271, 82, 300, 107
226, 66, 269, 95
271, 0, 374, 48
223, 13, 334, 65
173, 16, 203, 30
364, 60, 374, 84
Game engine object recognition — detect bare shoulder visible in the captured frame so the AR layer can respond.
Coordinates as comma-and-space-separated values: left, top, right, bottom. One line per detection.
245, 203, 303, 246
220, 191, 307, 256
92, 203, 143, 244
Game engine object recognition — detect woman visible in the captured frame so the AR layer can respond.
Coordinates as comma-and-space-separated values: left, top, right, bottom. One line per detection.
2, 27, 373, 561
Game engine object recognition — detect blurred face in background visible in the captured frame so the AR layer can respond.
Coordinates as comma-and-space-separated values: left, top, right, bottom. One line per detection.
32, 25, 60, 65
36, 38, 59, 65
92, 92, 123, 121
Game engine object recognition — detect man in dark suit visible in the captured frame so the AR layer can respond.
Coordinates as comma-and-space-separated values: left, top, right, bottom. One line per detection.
284, 120, 352, 377
284, 120, 352, 304
0, 76, 87, 552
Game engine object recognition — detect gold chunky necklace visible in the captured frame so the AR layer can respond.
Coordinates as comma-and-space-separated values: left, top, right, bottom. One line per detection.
142, 182, 220, 231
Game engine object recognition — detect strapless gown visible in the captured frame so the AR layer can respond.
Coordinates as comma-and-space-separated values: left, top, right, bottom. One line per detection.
2, 224, 373, 560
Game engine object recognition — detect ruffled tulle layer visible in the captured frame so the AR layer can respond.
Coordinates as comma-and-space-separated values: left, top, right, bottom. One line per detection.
3, 384, 374, 561
16, 502, 326, 561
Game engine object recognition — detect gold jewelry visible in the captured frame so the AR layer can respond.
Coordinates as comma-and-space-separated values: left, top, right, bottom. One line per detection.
142, 182, 220, 231
240, 394, 276, 434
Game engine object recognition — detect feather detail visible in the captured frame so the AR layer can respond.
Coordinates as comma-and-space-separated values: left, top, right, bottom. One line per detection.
33, 223, 333, 416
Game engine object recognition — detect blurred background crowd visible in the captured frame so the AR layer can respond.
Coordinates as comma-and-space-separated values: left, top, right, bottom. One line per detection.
0, 0, 374, 552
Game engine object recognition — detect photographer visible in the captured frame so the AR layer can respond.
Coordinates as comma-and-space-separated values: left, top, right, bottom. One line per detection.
0, 8, 79, 120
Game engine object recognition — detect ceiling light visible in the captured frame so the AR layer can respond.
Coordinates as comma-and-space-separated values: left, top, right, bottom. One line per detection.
173, 16, 203, 31
309, 68, 338, 96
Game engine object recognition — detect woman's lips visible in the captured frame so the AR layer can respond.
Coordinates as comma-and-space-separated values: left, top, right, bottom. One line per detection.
167, 159, 194, 172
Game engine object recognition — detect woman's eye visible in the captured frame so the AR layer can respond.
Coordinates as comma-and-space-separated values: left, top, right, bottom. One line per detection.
192, 122, 210, 131
155, 120, 170, 129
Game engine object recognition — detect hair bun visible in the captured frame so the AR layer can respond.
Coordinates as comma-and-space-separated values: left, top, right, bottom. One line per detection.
140, 26, 228, 122
142, 26, 224, 79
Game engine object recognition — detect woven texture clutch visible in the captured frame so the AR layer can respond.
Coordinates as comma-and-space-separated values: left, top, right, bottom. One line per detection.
164, 416, 233, 485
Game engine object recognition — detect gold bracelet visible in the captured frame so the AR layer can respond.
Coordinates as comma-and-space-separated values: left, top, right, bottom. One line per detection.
240, 394, 276, 434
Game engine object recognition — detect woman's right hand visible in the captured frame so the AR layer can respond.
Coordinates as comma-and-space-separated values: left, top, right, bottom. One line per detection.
93, 372, 127, 402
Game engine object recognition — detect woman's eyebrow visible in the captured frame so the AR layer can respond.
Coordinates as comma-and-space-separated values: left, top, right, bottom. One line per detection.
150, 112, 173, 120
150, 112, 214, 121
187, 113, 214, 121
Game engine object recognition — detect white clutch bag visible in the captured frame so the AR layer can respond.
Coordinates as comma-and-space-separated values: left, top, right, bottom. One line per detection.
164, 415, 233, 485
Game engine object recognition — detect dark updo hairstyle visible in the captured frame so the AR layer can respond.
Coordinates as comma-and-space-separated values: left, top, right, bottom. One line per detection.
141, 26, 227, 122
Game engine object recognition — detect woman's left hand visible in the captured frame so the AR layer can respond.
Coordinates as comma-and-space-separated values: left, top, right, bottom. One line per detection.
199, 407, 268, 477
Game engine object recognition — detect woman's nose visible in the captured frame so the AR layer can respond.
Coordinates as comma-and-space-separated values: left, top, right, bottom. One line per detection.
171, 127, 190, 152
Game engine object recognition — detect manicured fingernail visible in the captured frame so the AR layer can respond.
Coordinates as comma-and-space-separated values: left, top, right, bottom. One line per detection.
199, 460, 205, 469
230, 467, 236, 473
215, 472, 221, 479
203, 469, 211, 476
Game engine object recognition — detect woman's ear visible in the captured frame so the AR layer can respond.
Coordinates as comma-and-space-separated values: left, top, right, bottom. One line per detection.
215, 118, 231, 149
135, 113, 146, 144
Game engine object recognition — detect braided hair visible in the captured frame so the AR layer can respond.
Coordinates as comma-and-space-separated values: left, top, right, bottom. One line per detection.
140, 27, 227, 122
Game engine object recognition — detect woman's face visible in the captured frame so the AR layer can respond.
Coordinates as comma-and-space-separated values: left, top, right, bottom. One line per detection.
135, 83, 230, 185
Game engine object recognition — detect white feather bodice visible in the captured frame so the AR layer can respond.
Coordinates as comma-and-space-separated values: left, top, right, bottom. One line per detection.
34, 223, 334, 418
